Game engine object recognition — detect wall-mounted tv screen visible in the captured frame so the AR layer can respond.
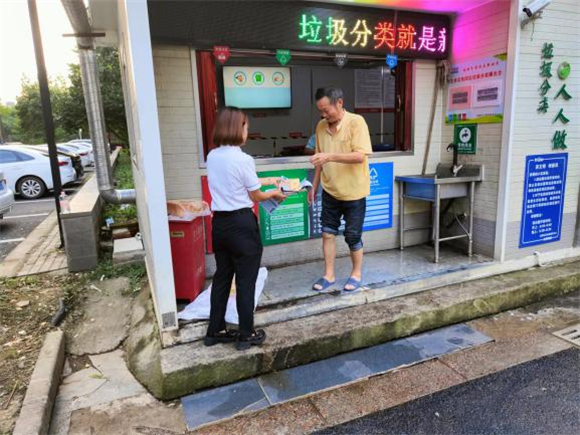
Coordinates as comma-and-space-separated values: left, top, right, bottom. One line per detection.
223, 66, 291, 109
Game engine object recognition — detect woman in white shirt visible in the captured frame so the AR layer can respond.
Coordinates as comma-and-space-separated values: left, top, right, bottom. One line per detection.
205, 107, 285, 351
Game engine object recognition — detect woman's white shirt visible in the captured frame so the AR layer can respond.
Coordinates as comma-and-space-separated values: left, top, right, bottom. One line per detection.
206, 145, 261, 211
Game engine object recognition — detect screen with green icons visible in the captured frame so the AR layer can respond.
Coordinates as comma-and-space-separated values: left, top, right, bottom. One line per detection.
257, 169, 309, 246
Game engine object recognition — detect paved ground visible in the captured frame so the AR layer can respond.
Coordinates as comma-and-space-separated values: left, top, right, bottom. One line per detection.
48, 289, 579, 435
315, 348, 580, 435
0, 179, 85, 261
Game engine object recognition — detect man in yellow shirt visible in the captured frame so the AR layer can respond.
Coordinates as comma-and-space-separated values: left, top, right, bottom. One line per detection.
309, 87, 373, 292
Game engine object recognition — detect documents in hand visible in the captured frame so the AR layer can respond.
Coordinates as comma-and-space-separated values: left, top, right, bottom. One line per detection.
260, 177, 313, 214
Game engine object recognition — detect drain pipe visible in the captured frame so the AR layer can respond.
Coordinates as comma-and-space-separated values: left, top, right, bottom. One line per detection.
61, 0, 135, 204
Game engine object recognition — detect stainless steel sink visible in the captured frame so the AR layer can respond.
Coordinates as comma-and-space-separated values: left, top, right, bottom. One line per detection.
395, 164, 485, 263
395, 164, 484, 200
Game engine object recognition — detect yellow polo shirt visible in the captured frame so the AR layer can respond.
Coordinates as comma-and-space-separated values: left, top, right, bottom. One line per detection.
315, 111, 373, 201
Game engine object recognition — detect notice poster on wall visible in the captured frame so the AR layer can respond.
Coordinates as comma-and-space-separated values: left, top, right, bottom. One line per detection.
364, 163, 394, 231
519, 153, 568, 248
354, 69, 395, 112
446, 54, 507, 124
307, 162, 394, 238
257, 169, 310, 246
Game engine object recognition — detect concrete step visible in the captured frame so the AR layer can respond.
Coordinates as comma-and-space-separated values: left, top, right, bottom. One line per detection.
125, 259, 580, 400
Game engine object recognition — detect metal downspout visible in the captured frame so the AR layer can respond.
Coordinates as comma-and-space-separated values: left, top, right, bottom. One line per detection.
61, 0, 135, 204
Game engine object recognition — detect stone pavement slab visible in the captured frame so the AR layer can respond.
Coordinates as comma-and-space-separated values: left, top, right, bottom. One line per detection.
181, 323, 492, 430
50, 349, 149, 435
67, 394, 185, 435
181, 379, 268, 430
66, 277, 132, 356
439, 330, 572, 380
0, 212, 67, 278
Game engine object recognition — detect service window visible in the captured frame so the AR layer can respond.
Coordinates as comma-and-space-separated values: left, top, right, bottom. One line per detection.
196, 52, 413, 161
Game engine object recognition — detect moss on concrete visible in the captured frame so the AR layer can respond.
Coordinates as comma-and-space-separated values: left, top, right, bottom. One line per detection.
124, 286, 165, 398
127, 261, 580, 400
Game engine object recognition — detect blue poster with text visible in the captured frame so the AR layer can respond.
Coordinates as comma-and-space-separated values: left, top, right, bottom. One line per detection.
307, 162, 393, 238
363, 162, 394, 231
519, 153, 568, 248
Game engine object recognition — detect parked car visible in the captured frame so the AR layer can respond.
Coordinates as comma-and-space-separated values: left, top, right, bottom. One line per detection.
68, 139, 92, 145
63, 142, 94, 166
69, 139, 115, 154
0, 170, 15, 218
0, 146, 76, 200
25, 145, 85, 179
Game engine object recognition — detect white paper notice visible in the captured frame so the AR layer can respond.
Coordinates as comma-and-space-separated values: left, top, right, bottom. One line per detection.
355, 69, 395, 109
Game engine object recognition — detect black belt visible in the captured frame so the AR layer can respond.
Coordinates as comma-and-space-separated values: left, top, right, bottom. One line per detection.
213, 208, 253, 216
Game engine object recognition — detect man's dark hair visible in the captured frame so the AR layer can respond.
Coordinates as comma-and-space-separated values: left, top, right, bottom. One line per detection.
315, 87, 344, 105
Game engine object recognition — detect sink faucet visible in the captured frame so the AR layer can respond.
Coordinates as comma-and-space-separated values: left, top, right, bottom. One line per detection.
446, 143, 463, 177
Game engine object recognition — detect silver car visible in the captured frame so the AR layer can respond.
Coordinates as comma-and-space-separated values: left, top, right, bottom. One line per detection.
0, 170, 16, 219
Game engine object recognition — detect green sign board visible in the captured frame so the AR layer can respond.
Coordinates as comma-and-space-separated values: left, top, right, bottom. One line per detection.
257, 169, 309, 246
276, 49, 291, 66
454, 124, 477, 154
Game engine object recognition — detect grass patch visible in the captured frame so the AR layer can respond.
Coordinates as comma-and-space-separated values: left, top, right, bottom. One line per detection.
0, 258, 147, 434
103, 148, 137, 225
88, 260, 147, 294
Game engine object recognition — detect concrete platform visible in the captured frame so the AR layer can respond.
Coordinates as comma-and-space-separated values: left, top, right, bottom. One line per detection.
125, 247, 580, 401
176, 245, 491, 345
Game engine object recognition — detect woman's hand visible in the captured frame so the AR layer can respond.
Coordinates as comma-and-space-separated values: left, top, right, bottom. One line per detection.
249, 187, 286, 203
270, 188, 287, 202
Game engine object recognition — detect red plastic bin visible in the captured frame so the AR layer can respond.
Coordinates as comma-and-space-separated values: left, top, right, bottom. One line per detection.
168, 217, 206, 302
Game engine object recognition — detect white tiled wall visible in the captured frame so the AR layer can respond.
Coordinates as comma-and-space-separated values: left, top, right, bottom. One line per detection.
153, 46, 203, 200
505, 0, 580, 258
440, 0, 511, 257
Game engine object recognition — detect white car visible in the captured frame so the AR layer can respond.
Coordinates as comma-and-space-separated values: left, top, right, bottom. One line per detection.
0, 146, 77, 200
64, 142, 94, 166
57, 143, 92, 167
69, 139, 92, 146
0, 170, 15, 218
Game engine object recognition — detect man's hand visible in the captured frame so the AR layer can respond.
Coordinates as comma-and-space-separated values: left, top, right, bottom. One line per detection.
307, 189, 317, 205
310, 153, 333, 167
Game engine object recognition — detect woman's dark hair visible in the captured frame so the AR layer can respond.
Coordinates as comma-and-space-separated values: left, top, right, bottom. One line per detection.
212, 107, 248, 146
315, 87, 344, 105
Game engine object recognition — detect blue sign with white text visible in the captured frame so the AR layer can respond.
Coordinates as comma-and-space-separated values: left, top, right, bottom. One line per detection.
386, 54, 398, 69
363, 162, 394, 231
519, 153, 568, 248
307, 162, 393, 238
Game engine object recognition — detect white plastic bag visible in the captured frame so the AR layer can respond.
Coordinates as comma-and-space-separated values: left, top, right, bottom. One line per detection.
177, 267, 268, 325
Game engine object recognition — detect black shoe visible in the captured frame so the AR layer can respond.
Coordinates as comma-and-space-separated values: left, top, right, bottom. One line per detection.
204, 330, 239, 347
236, 329, 266, 351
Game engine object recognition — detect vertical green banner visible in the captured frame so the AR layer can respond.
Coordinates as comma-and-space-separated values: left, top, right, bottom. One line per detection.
258, 169, 309, 246
454, 124, 477, 154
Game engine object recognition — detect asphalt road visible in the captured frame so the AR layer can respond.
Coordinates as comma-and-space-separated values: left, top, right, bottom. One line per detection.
0, 178, 86, 261
316, 348, 580, 435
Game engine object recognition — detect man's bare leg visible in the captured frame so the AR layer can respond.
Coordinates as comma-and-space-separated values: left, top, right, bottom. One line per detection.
345, 248, 363, 290
314, 233, 336, 289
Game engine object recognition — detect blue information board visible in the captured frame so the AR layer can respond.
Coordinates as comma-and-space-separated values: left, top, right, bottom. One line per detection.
307, 162, 393, 238
519, 153, 568, 248
363, 162, 394, 231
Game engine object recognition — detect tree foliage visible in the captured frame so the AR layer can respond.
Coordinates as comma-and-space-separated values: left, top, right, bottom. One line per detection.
0, 103, 17, 143
12, 47, 127, 145
13, 78, 70, 144
60, 47, 128, 144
